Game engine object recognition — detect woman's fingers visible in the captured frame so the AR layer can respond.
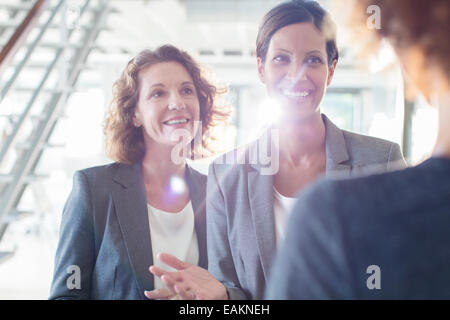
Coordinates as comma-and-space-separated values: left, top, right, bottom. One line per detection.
161, 273, 196, 298
161, 274, 177, 288
174, 283, 196, 300
158, 253, 191, 270
149, 262, 227, 300
150, 266, 185, 282
144, 287, 174, 300
148, 256, 214, 300
149, 265, 167, 278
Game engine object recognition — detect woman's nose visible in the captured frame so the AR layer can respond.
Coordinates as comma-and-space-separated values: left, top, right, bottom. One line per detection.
169, 92, 185, 105
168, 92, 186, 109
286, 62, 308, 82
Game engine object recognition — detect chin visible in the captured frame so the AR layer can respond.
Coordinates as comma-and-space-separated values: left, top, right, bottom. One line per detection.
164, 126, 195, 140
282, 103, 318, 121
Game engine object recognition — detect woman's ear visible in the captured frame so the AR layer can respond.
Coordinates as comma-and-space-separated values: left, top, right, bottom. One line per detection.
257, 57, 265, 83
326, 59, 337, 87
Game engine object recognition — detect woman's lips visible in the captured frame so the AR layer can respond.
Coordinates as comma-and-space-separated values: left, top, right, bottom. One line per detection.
162, 117, 190, 126
281, 89, 312, 99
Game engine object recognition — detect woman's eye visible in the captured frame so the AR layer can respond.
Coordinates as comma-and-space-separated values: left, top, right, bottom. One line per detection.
273, 55, 289, 64
182, 87, 195, 95
305, 56, 323, 65
151, 90, 164, 98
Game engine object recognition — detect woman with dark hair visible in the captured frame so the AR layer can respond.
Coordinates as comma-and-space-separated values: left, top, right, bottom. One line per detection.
149, 0, 406, 300
266, 0, 450, 299
49, 45, 228, 299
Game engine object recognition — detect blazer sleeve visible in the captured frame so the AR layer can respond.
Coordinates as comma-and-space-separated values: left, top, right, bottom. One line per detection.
206, 163, 248, 300
387, 142, 408, 170
49, 171, 95, 300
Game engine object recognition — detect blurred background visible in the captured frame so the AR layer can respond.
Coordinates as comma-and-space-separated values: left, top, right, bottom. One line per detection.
0, 0, 437, 299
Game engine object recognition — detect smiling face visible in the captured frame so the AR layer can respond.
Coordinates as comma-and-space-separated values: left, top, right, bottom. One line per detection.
257, 22, 337, 124
133, 61, 200, 151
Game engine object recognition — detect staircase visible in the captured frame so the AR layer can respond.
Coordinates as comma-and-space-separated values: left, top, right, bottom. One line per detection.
0, 0, 110, 262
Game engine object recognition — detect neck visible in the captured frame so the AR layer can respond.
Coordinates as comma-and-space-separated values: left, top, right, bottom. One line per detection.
432, 91, 450, 159
276, 113, 326, 165
141, 143, 187, 187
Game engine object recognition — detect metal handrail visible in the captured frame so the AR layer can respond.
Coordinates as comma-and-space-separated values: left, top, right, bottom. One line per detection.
0, 0, 91, 166
0, 0, 63, 102
0, 0, 110, 226
0, 0, 49, 81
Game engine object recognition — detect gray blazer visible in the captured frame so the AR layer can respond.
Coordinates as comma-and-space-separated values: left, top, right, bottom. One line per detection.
207, 114, 407, 300
49, 162, 207, 300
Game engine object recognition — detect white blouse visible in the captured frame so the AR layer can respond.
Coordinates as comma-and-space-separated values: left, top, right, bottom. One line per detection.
147, 201, 199, 289
273, 187, 298, 248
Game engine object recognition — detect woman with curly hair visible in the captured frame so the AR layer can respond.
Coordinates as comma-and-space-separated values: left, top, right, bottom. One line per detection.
49, 45, 228, 299
267, 0, 450, 299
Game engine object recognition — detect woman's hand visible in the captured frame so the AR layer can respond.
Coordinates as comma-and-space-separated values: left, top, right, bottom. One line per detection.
147, 253, 228, 300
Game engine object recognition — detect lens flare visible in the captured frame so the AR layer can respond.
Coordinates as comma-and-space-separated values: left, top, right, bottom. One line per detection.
169, 176, 186, 195
258, 97, 283, 126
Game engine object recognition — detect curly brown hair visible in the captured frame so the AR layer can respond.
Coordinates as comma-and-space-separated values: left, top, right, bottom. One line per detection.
104, 45, 230, 164
354, 0, 450, 96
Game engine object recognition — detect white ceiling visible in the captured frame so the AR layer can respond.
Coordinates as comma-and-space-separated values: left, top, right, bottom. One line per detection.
93, 0, 356, 67
99, 0, 281, 58
78, 0, 387, 92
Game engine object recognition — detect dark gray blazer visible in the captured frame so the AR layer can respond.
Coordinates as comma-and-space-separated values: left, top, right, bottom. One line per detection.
49, 162, 207, 300
266, 157, 450, 299
207, 114, 407, 300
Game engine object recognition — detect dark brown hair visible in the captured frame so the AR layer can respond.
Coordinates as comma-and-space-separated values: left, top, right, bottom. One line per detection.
104, 45, 230, 164
256, 0, 339, 65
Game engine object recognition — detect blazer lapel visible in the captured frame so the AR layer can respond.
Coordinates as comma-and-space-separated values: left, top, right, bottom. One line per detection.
246, 117, 350, 282
322, 114, 352, 177
185, 165, 208, 269
111, 162, 154, 298
248, 136, 277, 282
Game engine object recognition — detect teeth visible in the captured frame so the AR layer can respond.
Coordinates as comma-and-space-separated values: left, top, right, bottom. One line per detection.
283, 90, 310, 98
164, 119, 188, 125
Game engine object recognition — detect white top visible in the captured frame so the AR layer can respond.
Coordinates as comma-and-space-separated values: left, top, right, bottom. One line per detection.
273, 187, 298, 248
147, 201, 199, 289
